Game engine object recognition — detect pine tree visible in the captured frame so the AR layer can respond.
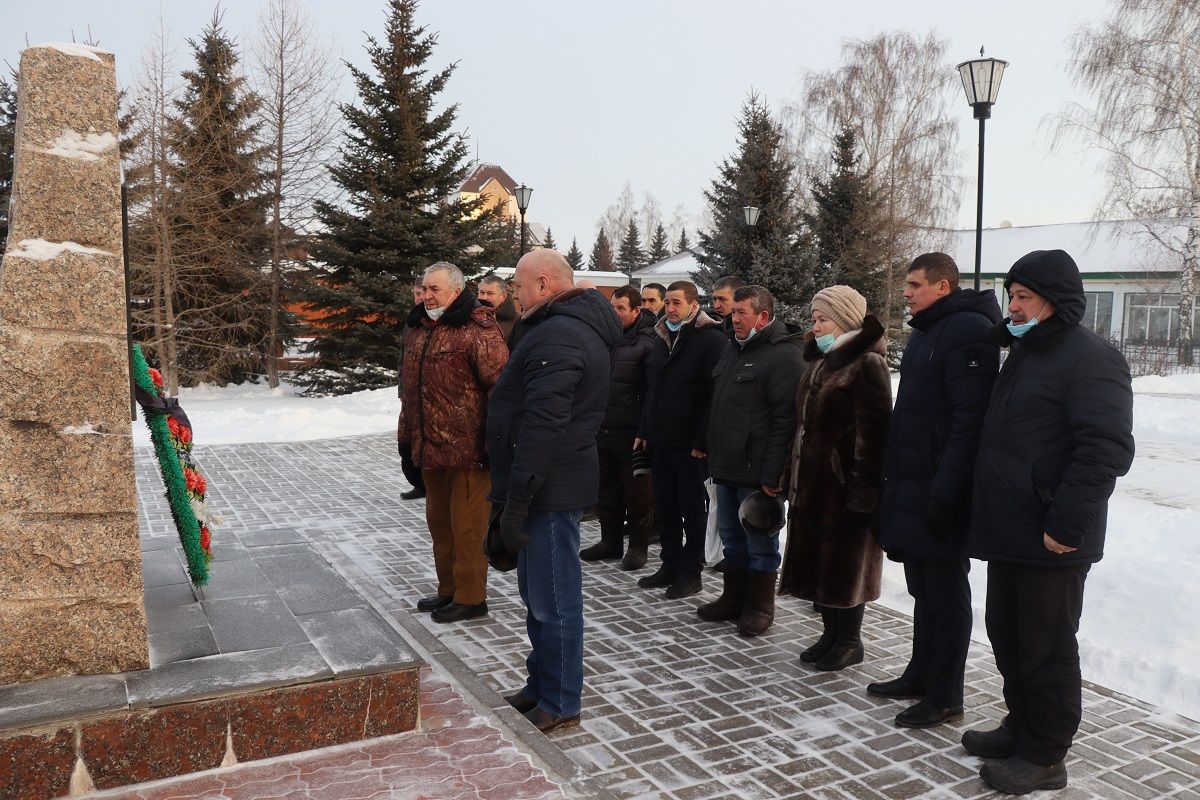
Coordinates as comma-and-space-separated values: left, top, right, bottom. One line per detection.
804, 125, 886, 310
565, 237, 584, 270
299, 0, 509, 394
696, 92, 817, 312
647, 222, 670, 264
542, 226, 557, 251
0, 73, 16, 251
676, 227, 691, 254
168, 13, 273, 385
589, 229, 614, 271
617, 219, 644, 272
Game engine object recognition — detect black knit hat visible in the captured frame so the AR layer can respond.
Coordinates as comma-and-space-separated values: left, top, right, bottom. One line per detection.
739, 491, 786, 537
1003, 249, 1086, 326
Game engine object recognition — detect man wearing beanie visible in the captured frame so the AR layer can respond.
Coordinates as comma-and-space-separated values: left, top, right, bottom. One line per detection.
635, 280, 727, 599
873, 252, 1001, 730
964, 249, 1134, 794
700, 285, 805, 636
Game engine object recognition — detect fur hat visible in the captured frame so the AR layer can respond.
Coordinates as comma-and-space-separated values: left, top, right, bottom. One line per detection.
811, 285, 867, 332
739, 490, 786, 537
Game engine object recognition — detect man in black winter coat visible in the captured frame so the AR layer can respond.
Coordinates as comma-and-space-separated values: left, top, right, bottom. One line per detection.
580, 285, 657, 570
634, 280, 727, 599
962, 249, 1134, 795
698, 285, 804, 637
486, 249, 622, 733
873, 253, 1000, 729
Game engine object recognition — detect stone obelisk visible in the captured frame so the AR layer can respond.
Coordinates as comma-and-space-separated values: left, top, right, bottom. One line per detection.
0, 44, 147, 684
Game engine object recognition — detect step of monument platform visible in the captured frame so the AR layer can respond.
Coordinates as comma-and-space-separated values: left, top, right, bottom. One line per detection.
0, 527, 424, 800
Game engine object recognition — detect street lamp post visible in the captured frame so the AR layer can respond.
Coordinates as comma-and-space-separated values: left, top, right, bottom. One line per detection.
514, 184, 533, 259
956, 53, 1008, 291
742, 205, 761, 277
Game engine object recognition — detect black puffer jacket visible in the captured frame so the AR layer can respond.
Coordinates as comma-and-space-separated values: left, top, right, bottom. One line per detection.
601, 311, 657, 435
706, 318, 806, 488
969, 249, 1135, 566
638, 308, 728, 452
878, 289, 1001, 559
487, 288, 622, 511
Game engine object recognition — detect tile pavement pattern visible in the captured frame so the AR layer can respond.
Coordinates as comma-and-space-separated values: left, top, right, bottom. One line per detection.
90, 667, 566, 800
133, 433, 1200, 800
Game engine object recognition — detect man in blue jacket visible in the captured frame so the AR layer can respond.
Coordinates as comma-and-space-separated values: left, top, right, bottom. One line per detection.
486, 249, 621, 733
874, 253, 1000, 729
964, 249, 1134, 794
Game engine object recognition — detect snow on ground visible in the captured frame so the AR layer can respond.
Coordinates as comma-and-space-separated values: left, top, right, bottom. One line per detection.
131, 380, 399, 446
137, 373, 1200, 720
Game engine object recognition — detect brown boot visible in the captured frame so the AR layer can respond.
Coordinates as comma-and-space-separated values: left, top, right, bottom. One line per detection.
737, 570, 777, 637
621, 523, 649, 571
697, 569, 749, 621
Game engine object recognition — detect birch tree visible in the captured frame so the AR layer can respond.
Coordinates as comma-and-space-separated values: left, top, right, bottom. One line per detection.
1055, 0, 1200, 362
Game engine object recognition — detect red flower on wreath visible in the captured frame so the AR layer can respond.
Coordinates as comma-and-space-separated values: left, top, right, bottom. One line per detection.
167, 416, 181, 438
200, 526, 211, 551
148, 368, 164, 390
184, 466, 207, 495
178, 425, 193, 445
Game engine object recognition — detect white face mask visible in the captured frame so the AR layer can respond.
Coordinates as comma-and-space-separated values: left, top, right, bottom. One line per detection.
735, 326, 759, 344
426, 305, 446, 321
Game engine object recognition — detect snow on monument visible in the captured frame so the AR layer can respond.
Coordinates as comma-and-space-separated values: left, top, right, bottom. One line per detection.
0, 44, 147, 683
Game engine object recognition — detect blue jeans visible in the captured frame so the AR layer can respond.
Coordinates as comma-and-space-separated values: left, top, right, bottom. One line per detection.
517, 509, 584, 718
715, 482, 781, 573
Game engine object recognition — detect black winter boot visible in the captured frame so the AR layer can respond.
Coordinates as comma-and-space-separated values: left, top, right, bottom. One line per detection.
800, 605, 838, 663
980, 757, 1068, 794
697, 569, 749, 622
580, 525, 623, 561
637, 563, 674, 589
815, 604, 865, 671
737, 571, 777, 637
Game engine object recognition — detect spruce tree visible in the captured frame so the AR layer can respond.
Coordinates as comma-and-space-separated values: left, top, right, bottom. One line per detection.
617, 219, 644, 272
696, 92, 817, 311
676, 227, 691, 254
804, 125, 887, 311
168, 13, 273, 385
589, 229, 614, 271
565, 237, 584, 270
0, 74, 16, 251
299, 0, 508, 394
647, 222, 670, 264
542, 226, 557, 250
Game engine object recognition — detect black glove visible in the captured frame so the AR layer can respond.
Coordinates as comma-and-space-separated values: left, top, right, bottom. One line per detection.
926, 499, 959, 538
499, 498, 532, 553
398, 440, 412, 460
484, 503, 519, 572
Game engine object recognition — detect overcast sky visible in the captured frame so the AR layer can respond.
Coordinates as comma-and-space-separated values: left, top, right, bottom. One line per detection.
4, 0, 1115, 253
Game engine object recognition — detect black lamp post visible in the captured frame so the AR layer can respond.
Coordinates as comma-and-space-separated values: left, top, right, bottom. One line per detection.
514, 184, 533, 258
956, 53, 1008, 291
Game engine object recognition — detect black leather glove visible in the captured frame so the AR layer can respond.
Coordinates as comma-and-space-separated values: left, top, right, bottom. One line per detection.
498, 498, 532, 553
926, 499, 959, 538
484, 503, 518, 572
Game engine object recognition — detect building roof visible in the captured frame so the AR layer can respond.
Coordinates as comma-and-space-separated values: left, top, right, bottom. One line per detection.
460, 163, 517, 194
946, 219, 1185, 277
525, 222, 547, 247
631, 246, 706, 278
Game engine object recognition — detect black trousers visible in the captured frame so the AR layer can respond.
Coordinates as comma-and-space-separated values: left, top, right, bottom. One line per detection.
901, 556, 972, 708
596, 433, 654, 545
985, 561, 1090, 765
650, 445, 709, 578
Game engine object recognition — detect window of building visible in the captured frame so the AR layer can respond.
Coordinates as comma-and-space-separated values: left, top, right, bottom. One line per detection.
1082, 291, 1113, 336
1124, 293, 1200, 343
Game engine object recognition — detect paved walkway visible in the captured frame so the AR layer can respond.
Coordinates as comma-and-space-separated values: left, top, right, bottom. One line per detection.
125, 433, 1200, 800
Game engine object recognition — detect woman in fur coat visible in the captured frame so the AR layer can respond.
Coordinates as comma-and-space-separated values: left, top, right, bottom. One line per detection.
779, 285, 892, 671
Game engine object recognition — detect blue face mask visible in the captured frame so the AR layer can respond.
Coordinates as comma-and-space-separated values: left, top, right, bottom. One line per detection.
1006, 301, 1048, 338
815, 332, 837, 353
664, 318, 683, 332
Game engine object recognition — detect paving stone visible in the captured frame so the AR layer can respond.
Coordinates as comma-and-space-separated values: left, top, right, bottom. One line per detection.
147, 624, 219, 667
0, 672, 128, 731
202, 595, 309, 653
297, 607, 420, 677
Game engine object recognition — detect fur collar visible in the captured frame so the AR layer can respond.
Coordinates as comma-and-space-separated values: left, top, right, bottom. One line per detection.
804, 314, 886, 370
406, 289, 485, 329
652, 306, 721, 348
521, 287, 586, 321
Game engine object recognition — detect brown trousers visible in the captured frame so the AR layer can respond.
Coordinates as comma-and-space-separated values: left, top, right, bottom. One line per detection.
422, 467, 490, 605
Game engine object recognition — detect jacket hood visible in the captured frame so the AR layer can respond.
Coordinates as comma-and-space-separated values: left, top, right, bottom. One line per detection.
909, 288, 1002, 331
534, 287, 623, 349
1004, 249, 1086, 327
406, 288, 482, 328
